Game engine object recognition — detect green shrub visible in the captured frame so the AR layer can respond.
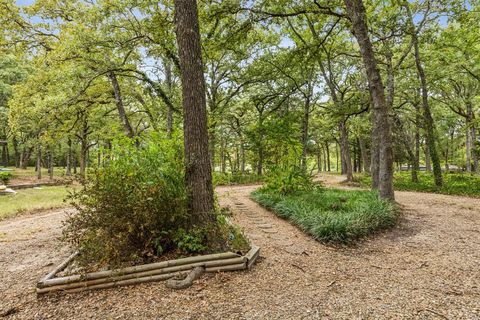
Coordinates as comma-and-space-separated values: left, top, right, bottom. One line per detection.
355, 171, 480, 197
63, 135, 192, 267
63, 134, 250, 268
251, 188, 397, 244
260, 166, 320, 195
213, 172, 263, 186
0, 172, 13, 185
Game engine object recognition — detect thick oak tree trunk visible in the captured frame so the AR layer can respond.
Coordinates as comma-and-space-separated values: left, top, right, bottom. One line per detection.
174, 0, 216, 223
344, 0, 394, 200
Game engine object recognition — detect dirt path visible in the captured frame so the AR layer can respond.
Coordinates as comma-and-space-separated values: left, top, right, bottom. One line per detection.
1, 174, 479, 319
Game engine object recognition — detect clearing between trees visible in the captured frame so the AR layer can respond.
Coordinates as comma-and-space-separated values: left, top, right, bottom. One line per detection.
1, 174, 478, 319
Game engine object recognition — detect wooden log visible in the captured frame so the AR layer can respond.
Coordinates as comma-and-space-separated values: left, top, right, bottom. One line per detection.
61, 271, 190, 294
36, 256, 246, 294
205, 262, 246, 273
165, 266, 205, 290
245, 245, 260, 269
38, 251, 79, 285
39, 251, 239, 288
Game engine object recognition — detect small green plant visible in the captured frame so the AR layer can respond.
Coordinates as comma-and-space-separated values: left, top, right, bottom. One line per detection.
261, 166, 320, 195
213, 172, 264, 186
0, 172, 13, 185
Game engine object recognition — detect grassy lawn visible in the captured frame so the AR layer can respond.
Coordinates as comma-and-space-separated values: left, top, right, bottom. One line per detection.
0, 186, 73, 220
251, 188, 397, 244
3, 166, 66, 179
354, 171, 480, 197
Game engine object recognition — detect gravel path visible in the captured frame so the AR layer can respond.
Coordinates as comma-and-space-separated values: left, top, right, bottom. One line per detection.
1, 174, 479, 319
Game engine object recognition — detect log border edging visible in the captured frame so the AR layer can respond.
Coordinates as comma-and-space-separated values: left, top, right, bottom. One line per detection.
37, 246, 260, 295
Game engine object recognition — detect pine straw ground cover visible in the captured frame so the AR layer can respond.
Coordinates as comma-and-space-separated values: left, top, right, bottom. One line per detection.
251, 188, 398, 244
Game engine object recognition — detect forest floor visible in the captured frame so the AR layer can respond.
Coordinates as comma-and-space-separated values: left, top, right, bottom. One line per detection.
1, 173, 479, 319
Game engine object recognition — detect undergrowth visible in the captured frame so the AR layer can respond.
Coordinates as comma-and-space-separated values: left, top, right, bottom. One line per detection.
354, 171, 480, 197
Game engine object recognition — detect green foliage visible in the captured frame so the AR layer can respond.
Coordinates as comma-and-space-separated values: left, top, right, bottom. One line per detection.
260, 166, 319, 195
213, 172, 264, 186
63, 135, 191, 267
251, 188, 397, 244
355, 172, 480, 197
0, 171, 12, 184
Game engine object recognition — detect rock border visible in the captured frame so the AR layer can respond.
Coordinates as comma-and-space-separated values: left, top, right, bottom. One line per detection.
36, 246, 260, 295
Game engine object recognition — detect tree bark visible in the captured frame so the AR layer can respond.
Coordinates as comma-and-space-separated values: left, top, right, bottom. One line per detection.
108, 72, 136, 140
344, 0, 394, 200
164, 60, 174, 138
301, 95, 311, 172
36, 144, 42, 180
174, 0, 216, 223
403, 1, 442, 186
66, 138, 72, 176
339, 121, 353, 181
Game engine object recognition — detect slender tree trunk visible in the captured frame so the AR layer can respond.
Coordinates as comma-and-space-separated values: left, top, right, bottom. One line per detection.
301, 95, 311, 172
339, 122, 353, 181
404, 1, 442, 186
36, 144, 42, 180
345, 0, 394, 200
413, 102, 420, 182
108, 72, 136, 140
467, 101, 478, 172
48, 150, 53, 180
174, 0, 216, 224
66, 138, 72, 176
325, 142, 330, 171
1, 143, 7, 167
358, 137, 370, 173
13, 137, 19, 168
164, 60, 174, 138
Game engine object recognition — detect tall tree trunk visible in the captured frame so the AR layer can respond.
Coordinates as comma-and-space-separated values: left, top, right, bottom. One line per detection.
1, 143, 7, 167
335, 143, 339, 172
325, 142, 330, 171
66, 138, 72, 176
344, 0, 394, 200
301, 95, 311, 172
108, 72, 136, 140
339, 121, 353, 181
358, 137, 370, 173
36, 144, 42, 180
425, 144, 431, 172
404, 1, 442, 186
48, 150, 53, 180
164, 60, 174, 138
467, 101, 478, 172
174, 0, 216, 224
13, 137, 19, 168
413, 102, 420, 182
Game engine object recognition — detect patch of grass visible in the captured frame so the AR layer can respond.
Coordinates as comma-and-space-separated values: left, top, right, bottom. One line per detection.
213, 172, 264, 186
0, 186, 72, 220
354, 171, 480, 197
251, 188, 397, 244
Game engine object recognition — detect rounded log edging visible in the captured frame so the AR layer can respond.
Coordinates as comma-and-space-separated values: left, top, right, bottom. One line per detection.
36, 256, 247, 294
37, 245, 261, 295
38, 251, 239, 288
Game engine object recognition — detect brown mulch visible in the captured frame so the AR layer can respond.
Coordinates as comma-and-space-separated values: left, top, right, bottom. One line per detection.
0, 174, 479, 319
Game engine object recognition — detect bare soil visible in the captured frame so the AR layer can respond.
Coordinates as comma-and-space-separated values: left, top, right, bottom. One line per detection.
1, 173, 479, 319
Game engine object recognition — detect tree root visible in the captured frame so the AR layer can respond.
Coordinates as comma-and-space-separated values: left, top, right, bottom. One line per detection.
165, 266, 205, 290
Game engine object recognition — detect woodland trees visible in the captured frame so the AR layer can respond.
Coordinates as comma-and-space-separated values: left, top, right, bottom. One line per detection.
0, 0, 477, 202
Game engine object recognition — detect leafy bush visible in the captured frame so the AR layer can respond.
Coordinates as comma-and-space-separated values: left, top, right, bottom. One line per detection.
251, 188, 397, 244
0, 172, 13, 185
260, 166, 320, 195
213, 172, 264, 186
63, 136, 192, 267
355, 171, 480, 197
63, 135, 250, 268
